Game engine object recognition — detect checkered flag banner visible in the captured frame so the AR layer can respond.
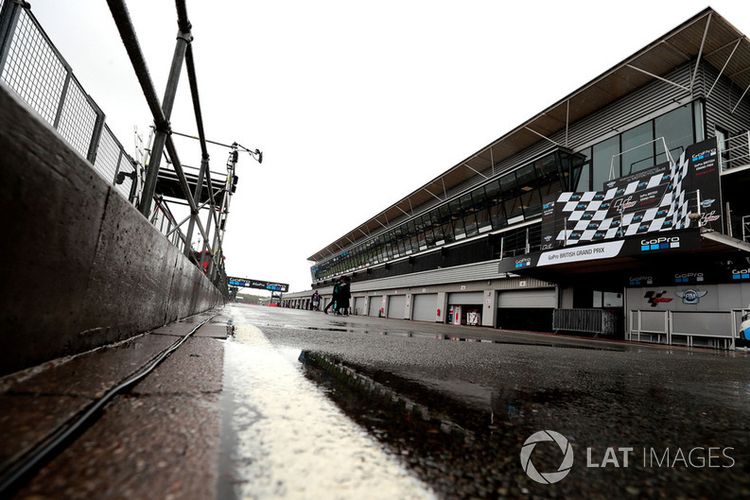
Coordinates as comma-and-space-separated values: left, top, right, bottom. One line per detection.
553, 152, 694, 245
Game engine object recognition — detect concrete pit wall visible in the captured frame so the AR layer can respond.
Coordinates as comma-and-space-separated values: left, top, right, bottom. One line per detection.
0, 87, 224, 376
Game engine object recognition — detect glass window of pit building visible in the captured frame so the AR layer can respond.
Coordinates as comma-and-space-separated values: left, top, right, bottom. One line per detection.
576, 101, 702, 191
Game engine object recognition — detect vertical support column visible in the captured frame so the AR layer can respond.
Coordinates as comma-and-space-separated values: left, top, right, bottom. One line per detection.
405, 293, 413, 320
138, 28, 192, 217
436, 292, 447, 323
363, 296, 370, 317
209, 147, 237, 280
184, 155, 208, 258
381, 295, 389, 318
565, 99, 570, 147
200, 196, 214, 272
482, 289, 497, 328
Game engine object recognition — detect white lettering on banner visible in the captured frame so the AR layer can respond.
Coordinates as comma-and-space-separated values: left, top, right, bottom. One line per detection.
537, 241, 625, 267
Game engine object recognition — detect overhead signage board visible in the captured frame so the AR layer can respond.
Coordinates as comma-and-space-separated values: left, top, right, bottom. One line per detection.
227, 277, 289, 292
500, 229, 702, 273
536, 241, 625, 267
540, 138, 721, 250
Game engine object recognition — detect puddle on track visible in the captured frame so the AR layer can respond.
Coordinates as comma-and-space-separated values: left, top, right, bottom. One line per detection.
218, 324, 433, 499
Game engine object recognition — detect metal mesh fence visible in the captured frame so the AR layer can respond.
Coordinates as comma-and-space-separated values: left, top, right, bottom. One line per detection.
1, 9, 67, 125
56, 77, 96, 158
94, 125, 121, 185
0, 3, 141, 204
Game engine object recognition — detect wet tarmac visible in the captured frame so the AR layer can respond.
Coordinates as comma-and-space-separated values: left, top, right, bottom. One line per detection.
221, 304, 750, 499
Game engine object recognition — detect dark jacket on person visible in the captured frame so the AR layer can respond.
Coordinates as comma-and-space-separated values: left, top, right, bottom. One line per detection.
337, 281, 351, 309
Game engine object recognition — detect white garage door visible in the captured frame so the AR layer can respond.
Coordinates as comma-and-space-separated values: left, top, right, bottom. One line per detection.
497, 289, 556, 308
354, 297, 366, 315
413, 294, 437, 322
448, 291, 483, 305
368, 296, 383, 317
387, 295, 406, 319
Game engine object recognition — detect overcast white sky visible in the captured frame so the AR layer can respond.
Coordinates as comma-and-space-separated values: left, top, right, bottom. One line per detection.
32, 0, 750, 293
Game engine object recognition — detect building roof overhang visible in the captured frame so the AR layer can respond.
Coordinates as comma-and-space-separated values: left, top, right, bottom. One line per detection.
309, 7, 750, 263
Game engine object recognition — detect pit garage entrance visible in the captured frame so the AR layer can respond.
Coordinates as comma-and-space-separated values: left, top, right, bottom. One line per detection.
447, 292, 483, 326
496, 288, 556, 332
387, 295, 406, 319
412, 294, 437, 322
368, 296, 383, 317
354, 297, 366, 316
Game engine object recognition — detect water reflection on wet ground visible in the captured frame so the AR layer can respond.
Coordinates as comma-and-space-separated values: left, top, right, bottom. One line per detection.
298, 350, 750, 498
221, 305, 750, 498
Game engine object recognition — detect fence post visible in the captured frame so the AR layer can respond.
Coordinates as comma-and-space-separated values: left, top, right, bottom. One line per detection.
86, 100, 106, 165
525, 226, 530, 254
0, 0, 27, 75
112, 148, 124, 185
51, 68, 72, 128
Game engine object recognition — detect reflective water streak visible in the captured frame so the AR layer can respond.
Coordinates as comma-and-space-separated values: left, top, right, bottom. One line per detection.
219, 323, 433, 499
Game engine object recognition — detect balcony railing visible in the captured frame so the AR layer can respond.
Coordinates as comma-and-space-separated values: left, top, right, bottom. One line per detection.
720, 131, 750, 174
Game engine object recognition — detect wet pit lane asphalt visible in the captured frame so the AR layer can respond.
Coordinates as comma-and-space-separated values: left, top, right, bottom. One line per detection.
219, 304, 750, 499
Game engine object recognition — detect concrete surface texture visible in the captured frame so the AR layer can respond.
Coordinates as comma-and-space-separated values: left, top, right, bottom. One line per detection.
0, 86, 224, 376
2, 311, 227, 499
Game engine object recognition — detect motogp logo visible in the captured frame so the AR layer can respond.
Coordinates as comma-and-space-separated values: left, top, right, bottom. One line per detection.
644, 290, 672, 307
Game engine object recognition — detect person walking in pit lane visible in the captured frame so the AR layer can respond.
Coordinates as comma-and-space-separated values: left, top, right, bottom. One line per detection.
324, 279, 341, 315
337, 276, 351, 316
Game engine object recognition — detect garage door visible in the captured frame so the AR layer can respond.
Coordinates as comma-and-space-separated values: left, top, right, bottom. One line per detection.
497, 288, 556, 308
413, 294, 437, 322
448, 291, 483, 305
387, 295, 406, 319
368, 296, 383, 317
354, 297, 366, 315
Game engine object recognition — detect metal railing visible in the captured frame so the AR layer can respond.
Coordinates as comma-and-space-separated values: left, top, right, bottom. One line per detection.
499, 221, 542, 258
629, 309, 735, 349
0, 0, 233, 295
553, 308, 618, 336
0, 1, 141, 200
719, 131, 750, 173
